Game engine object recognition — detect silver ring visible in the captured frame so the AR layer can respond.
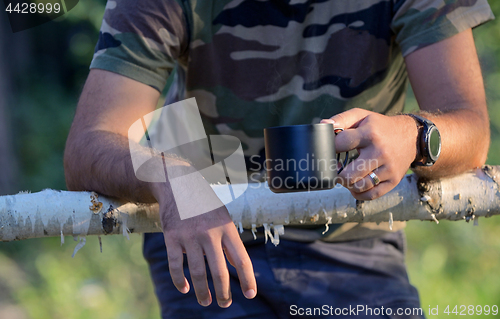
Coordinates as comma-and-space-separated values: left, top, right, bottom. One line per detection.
369, 172, 380, 186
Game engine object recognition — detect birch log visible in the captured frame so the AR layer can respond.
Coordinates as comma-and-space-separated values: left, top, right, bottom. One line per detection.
1, 166, 500, 242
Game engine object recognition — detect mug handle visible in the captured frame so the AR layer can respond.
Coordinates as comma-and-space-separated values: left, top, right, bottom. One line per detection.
334, 128, 349, 174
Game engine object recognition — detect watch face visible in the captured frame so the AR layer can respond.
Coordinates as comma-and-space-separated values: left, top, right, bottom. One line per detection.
428, 126, 441, 161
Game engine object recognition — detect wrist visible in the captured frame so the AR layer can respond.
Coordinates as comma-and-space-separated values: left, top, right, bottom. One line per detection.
149, 181, 170, 203
148, 159, 194, 205
396, 114, 420, 164
403, 113, 442, 167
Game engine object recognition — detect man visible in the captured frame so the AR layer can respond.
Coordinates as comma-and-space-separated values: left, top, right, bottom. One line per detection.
64, 0, 493, 318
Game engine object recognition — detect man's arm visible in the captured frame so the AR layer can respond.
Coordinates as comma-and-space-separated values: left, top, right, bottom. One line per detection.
64, 69, 257, 308
322, 29, 489, 200
405, 28, 489, 177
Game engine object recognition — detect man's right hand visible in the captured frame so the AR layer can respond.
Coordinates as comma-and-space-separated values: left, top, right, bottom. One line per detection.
162, 203, 257, 308
152, 176, 257, 308
65, 69, 257, 308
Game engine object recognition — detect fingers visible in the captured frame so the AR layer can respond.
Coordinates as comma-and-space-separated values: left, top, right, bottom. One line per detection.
352, 181, 395, 201
185, 243, 212, 307
338, 152, 380, 187
224, 248, 236, 268
222, 233, 257, 300
349, 166, 387, 193
202, 239, 232, 308
321, 111, 414, 201
166, 243, 190, 294
321, 108, 371, 130
334, 128, 371, 153
321, 109, 378, 152
341, 164, 401, 200
162, 206, 256, 308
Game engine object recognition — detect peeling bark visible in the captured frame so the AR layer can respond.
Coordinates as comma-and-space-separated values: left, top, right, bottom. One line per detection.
1, 166, 500, 242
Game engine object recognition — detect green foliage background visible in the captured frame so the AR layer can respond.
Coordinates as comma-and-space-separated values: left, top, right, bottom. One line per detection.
1, 1, 500, 318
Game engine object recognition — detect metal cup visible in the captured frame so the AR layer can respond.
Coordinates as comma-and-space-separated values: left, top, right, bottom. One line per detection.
264, 123, 346, 193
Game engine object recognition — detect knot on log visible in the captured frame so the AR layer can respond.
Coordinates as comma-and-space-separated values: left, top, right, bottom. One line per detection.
417, 178, 442, 215
102, 205, 118, 235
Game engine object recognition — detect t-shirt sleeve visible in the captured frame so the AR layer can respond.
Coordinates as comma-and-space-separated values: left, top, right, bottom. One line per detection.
391, 0, 494, 57
89, 0, 188, 92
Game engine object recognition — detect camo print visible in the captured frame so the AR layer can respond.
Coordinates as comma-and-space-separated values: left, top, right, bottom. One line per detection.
90, 0, 493, 241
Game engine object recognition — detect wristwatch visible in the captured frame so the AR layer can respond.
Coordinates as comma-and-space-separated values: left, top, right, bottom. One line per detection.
407, 114, 441, 167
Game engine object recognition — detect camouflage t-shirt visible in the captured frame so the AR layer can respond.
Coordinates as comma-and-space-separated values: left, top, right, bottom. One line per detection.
90, 0, 493, 242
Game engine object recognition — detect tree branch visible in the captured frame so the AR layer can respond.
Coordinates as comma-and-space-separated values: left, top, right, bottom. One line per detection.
1, 166, 499, 243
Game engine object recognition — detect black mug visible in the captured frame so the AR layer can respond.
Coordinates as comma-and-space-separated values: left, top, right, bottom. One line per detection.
263, 123, 347, 193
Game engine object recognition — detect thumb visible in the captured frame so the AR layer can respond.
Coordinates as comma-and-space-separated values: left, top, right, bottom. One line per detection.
320, 108, 371, 130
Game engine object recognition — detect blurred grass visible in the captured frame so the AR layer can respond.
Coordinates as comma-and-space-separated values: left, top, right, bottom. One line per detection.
0, 235, 159, 319
1, 1, 500, 319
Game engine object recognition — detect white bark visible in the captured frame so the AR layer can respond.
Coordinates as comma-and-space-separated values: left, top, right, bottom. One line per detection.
1, 166, 500, 242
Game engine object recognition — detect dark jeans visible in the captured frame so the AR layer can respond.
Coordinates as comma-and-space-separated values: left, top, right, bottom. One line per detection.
143, 230, 424, 319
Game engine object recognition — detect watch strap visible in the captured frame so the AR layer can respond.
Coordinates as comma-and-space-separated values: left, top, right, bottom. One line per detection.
406, 114, 437, 167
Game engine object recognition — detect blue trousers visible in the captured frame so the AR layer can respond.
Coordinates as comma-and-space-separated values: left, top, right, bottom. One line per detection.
143, 230, 424, 319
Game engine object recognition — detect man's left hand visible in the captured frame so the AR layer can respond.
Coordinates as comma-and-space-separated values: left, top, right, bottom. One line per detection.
322, 109, 418, 200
